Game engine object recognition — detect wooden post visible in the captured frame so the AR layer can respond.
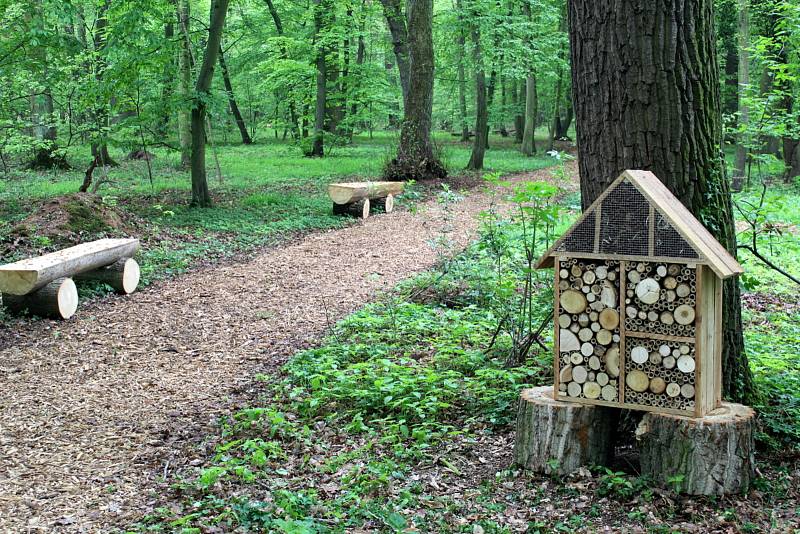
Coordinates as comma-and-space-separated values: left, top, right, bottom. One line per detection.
513, 386, 615, 475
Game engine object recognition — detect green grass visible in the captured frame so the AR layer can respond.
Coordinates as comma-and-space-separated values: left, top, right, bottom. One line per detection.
0, 129, 557, 295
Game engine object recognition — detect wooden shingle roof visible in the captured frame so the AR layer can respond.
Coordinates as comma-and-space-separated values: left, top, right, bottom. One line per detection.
535, 170, 743, 279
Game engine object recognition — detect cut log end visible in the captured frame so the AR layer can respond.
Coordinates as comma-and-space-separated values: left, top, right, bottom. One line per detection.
333, 198, 370, 219
636, 402, 756, 495
3, 277, 79, 319
513, 386, 614, 475
75, 257, 140, 294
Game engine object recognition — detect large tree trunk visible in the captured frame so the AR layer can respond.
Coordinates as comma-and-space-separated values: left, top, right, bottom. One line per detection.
218, 45, 252, 145
383, 0, 445, 181
567, 0, 755, 404
734, 0, 750, 180
379, 0, 410, 108
521, 74, 537, 156
310, 0, 328, 157
177, 0, 192, 168
467, 20, 487, 171
190, 0, 230, 207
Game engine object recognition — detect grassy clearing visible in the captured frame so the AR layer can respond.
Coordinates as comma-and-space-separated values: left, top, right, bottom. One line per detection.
127, 172, 800, 533
0, 131, 555, 287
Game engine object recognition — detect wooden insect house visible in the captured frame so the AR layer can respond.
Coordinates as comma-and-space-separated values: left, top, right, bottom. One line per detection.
535, 170, 743, 417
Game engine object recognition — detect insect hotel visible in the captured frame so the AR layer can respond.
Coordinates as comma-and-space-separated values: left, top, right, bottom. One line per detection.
513, 170, 756, 495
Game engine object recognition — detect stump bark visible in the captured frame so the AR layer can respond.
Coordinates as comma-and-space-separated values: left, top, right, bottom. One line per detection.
2, 277, 79, 319
513, 386, 615, 475
635, 402, 755, 495
75, 257, 140, 294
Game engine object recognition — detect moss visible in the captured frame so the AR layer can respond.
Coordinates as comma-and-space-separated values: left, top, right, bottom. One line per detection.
63, 200, 112, 234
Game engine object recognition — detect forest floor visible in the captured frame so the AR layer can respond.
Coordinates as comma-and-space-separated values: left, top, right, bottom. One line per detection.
0, 167, 540, 532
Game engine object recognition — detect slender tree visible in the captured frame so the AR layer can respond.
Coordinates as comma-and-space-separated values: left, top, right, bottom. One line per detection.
310, 0, 328, 157
91, 0, 117, 167
734, 0, 750, 179
384, 0, 446, 180
567, 0, 755, 403
177, 0, 192, 168
218, 45, 252, 145
466, 14, 488, 170
190, 0, 230, 207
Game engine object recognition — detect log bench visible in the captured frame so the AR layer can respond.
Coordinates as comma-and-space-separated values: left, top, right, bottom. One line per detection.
0, 238, 140, 319
328, 181, 405, 219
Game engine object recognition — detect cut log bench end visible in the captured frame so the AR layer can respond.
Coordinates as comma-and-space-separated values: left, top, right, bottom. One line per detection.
329, 182, 403, 219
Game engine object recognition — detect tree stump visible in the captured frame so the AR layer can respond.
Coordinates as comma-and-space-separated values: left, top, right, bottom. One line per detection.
2, 277, 79, 319
75, 257, 140, 294
635, 402, 755, 495
513, 386, 615, 475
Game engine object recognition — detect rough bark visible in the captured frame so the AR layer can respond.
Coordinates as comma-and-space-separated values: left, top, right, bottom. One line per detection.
521, 75, 537, 156
734, 0, 750, 180
218, 45, 252, 145
567, 0, 756, 404
379, 0, 410, 107
466, 16, 487, 171
311, 0, 328, 157
513, 386, 615, 475
90, 0, 117, 168
177, 0, 192, 168
636, 402, 755, 495
190, 0, 230, 207
383, 0, 446, 181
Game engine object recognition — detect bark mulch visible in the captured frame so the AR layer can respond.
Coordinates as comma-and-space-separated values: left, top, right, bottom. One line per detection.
0, 166, 571, 533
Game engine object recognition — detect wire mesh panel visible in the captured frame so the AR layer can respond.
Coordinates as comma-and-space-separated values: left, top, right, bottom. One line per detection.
654, 213, 699, 259
598, 181, 650, 256
557, 215, 595, 254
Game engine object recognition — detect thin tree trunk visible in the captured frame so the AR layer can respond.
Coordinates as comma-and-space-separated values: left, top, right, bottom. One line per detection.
384, 0, 445, 180
546, 67, 563, 152
263, 0, 300, 139
218, 45, 252, 144
190, 0, 230, 207
177, 0, 192, 168
521, 74, 537, 156
556, 100, 573, 139
91, 0, 116, 167
467, 21, 487, 171
734, 0, 750, 179
567, 0, 755, 404
311, 0, 327, 157
514, 80, 524, 142
157, 20, 175, 141
456, 3, 470, 142
379, 0, 410, 108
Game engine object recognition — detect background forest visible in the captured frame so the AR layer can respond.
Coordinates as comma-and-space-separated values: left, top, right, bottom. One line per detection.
0, 0, 799, 532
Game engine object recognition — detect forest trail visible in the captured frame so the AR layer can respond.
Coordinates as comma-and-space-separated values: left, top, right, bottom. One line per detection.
0, 171, 563, 532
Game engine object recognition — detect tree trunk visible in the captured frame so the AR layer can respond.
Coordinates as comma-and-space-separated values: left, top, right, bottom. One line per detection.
191, 0, 230, 207
636, 402, 755, 495
521, 74, 537, 156
734, 0, 750, 180
556, 100, 573, 139
513, 386, 615, 475
218, 45, 252, 145
311, 0, 328, 157
91, 0, 117, 168
379, 0, 410, 108
546, 66, 563, 152
157, 20, 175, 141
567, 0, 755, 404
177, 0, 192, 168
383, 0, 446, 181
264, 0, 300, 139
456, 6, 470, 142
29, 90, 66, 170
514, 80, 525, 142
467, 20, 487, 171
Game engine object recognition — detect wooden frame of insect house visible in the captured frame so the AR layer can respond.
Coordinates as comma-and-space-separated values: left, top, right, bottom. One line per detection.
535, 170, 743, 417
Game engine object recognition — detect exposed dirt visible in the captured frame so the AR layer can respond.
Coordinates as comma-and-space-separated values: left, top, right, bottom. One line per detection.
0, 165, 572, 533
3, 193, 140, 258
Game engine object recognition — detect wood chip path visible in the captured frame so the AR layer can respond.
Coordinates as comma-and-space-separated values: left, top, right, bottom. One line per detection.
0, 169, 568, 532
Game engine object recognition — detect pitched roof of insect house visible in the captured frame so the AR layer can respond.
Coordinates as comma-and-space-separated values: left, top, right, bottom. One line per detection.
535, 170, 743, 279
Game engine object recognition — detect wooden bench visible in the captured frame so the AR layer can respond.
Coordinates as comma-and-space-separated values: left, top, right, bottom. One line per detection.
0, 238, 140, 319
328, 181, 405, 219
